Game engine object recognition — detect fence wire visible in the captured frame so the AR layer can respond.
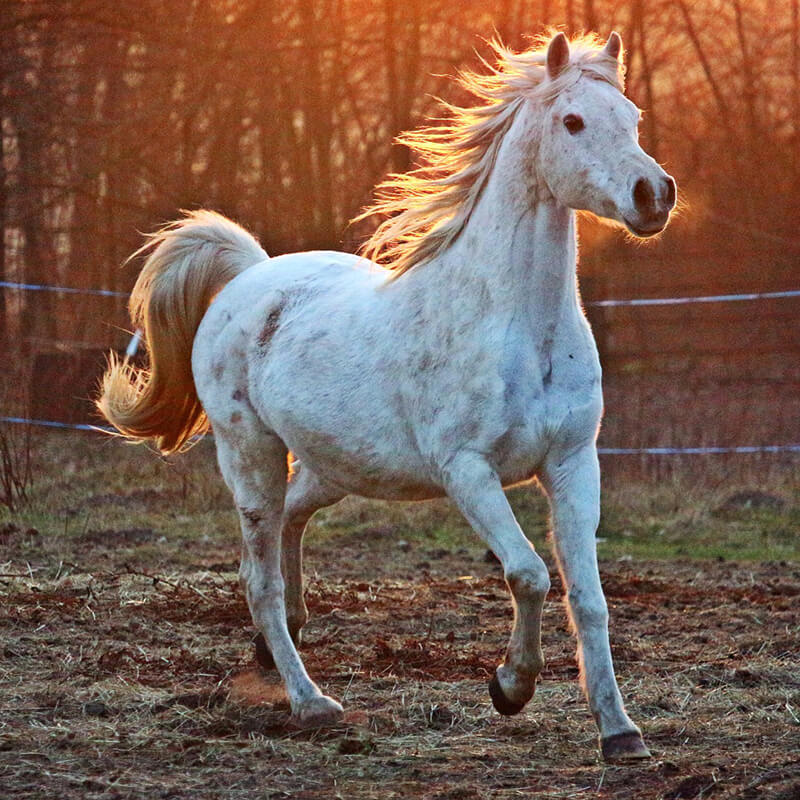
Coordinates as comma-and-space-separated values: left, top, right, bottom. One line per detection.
2, 280, 799, 458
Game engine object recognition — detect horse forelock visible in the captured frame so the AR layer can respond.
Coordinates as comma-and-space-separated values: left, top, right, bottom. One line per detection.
355, 33, 624, 278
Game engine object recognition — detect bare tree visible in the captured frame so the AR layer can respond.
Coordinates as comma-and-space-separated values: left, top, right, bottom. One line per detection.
2, 0, 799, 358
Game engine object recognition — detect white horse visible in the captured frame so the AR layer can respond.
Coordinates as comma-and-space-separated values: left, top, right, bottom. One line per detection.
99, 32, 675, 761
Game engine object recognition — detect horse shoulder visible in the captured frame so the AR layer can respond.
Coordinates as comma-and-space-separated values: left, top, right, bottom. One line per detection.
543, 323, 603, 450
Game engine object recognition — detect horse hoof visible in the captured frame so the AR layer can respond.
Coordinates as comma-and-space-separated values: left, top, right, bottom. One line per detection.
291, 696, 344, 729
253, 632, 275, 671
488, 671, 528, 716
601, 731, 651, 762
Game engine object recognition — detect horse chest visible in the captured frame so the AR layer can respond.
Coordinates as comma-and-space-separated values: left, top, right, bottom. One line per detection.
491, 348, 602, 482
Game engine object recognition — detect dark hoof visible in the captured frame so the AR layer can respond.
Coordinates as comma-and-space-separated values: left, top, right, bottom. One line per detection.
253, 632, 275, 671
488, 672, 527, 716
289, 695, 345, 729
601, 731, 651, 762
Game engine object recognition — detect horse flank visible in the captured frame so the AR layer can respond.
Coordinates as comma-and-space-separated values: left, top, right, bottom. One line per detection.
356, 33, 624, 277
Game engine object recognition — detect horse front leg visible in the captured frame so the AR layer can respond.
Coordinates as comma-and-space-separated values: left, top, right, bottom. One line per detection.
443, 452, 551, 714
542, 443, 650, 761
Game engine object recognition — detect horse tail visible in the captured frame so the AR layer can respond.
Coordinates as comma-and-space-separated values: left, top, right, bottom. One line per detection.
97, 210, 267, 454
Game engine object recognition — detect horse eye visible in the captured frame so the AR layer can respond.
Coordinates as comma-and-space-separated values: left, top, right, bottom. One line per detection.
563, 114, 585, 134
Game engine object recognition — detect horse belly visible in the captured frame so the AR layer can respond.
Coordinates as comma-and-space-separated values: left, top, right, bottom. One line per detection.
283, 423, 444, 500
253, 352, 445, 500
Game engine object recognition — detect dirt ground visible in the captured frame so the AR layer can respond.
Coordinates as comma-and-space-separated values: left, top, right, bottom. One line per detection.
2, 510, 799, 800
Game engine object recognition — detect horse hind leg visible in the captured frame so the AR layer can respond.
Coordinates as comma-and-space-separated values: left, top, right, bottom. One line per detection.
254, 462, 344, 671
215, 431, 343, 727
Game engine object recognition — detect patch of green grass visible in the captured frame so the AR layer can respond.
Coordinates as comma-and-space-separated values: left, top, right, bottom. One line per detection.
596, 481, 800, 562
2, 431, 798, 572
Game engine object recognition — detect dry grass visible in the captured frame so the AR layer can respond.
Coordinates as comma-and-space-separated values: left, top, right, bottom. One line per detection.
1, 431, 799, 799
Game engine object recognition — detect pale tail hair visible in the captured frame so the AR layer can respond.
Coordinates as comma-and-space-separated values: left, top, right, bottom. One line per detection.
355, 33, 624, 277
97, 210, 267, 454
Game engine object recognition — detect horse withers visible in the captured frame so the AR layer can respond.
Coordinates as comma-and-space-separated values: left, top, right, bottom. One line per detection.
98, 32, 675, 761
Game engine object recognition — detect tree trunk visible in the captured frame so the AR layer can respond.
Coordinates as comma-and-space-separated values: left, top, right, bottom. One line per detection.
565, 0, 575, 33
674, 0, 732, 130
793, 0, 800, 193
583, 0, 597, 32
298, 0, 336, 249
633, 0, 659, 159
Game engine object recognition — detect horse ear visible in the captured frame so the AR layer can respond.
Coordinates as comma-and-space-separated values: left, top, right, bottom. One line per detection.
546, 32, 570, 79
604, 31, 622, 62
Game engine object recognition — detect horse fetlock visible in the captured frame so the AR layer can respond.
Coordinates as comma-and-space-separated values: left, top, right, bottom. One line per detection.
286, 605, 308, 637
497, 663, 537, 705
287, 624, 303, 649
253, 626, 303, 671
519, 647, 545, 679
286, 618, 305, 645
290, 695, 344, 729
489, 664, 536, 716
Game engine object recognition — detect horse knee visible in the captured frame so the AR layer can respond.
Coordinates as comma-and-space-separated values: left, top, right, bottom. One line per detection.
506, 559, 550, 601
239, 563, 284, 612
567, 589, 608, 630
286, 607, 308, 637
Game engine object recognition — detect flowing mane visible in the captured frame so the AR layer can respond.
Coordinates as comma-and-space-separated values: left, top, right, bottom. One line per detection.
355, 33, 625, 277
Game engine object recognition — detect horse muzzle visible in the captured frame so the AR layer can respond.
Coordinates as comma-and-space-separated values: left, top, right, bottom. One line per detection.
623, 174, 676, 237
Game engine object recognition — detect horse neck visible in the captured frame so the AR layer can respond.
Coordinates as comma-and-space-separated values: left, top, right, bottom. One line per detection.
434, 107, 579, 325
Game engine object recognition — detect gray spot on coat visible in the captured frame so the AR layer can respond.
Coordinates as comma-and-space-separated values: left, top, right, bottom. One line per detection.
258, 301, 286, 349
241, 508, 263, 527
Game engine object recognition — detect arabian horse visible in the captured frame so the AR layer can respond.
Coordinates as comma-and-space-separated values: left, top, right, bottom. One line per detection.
98, 32, 676, 761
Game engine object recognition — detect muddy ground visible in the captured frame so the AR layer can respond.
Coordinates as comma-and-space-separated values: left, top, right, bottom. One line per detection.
2, 512, 799, 800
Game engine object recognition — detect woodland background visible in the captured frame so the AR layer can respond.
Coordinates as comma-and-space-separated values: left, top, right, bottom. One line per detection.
1, 0, 799, 454
1, 9, 798, 799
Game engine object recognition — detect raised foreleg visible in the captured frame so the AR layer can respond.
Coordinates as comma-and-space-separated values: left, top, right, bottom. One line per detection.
542, 443, 649, 761
443, 452, 551, 714
216, 432, 343, 727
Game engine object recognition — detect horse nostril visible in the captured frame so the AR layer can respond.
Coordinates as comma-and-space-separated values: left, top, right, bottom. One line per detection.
632, 178, 655, 215
663, 176, 676, 208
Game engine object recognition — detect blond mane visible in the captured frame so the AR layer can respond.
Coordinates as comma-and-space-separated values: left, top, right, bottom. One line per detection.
355, 33, 625, 277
